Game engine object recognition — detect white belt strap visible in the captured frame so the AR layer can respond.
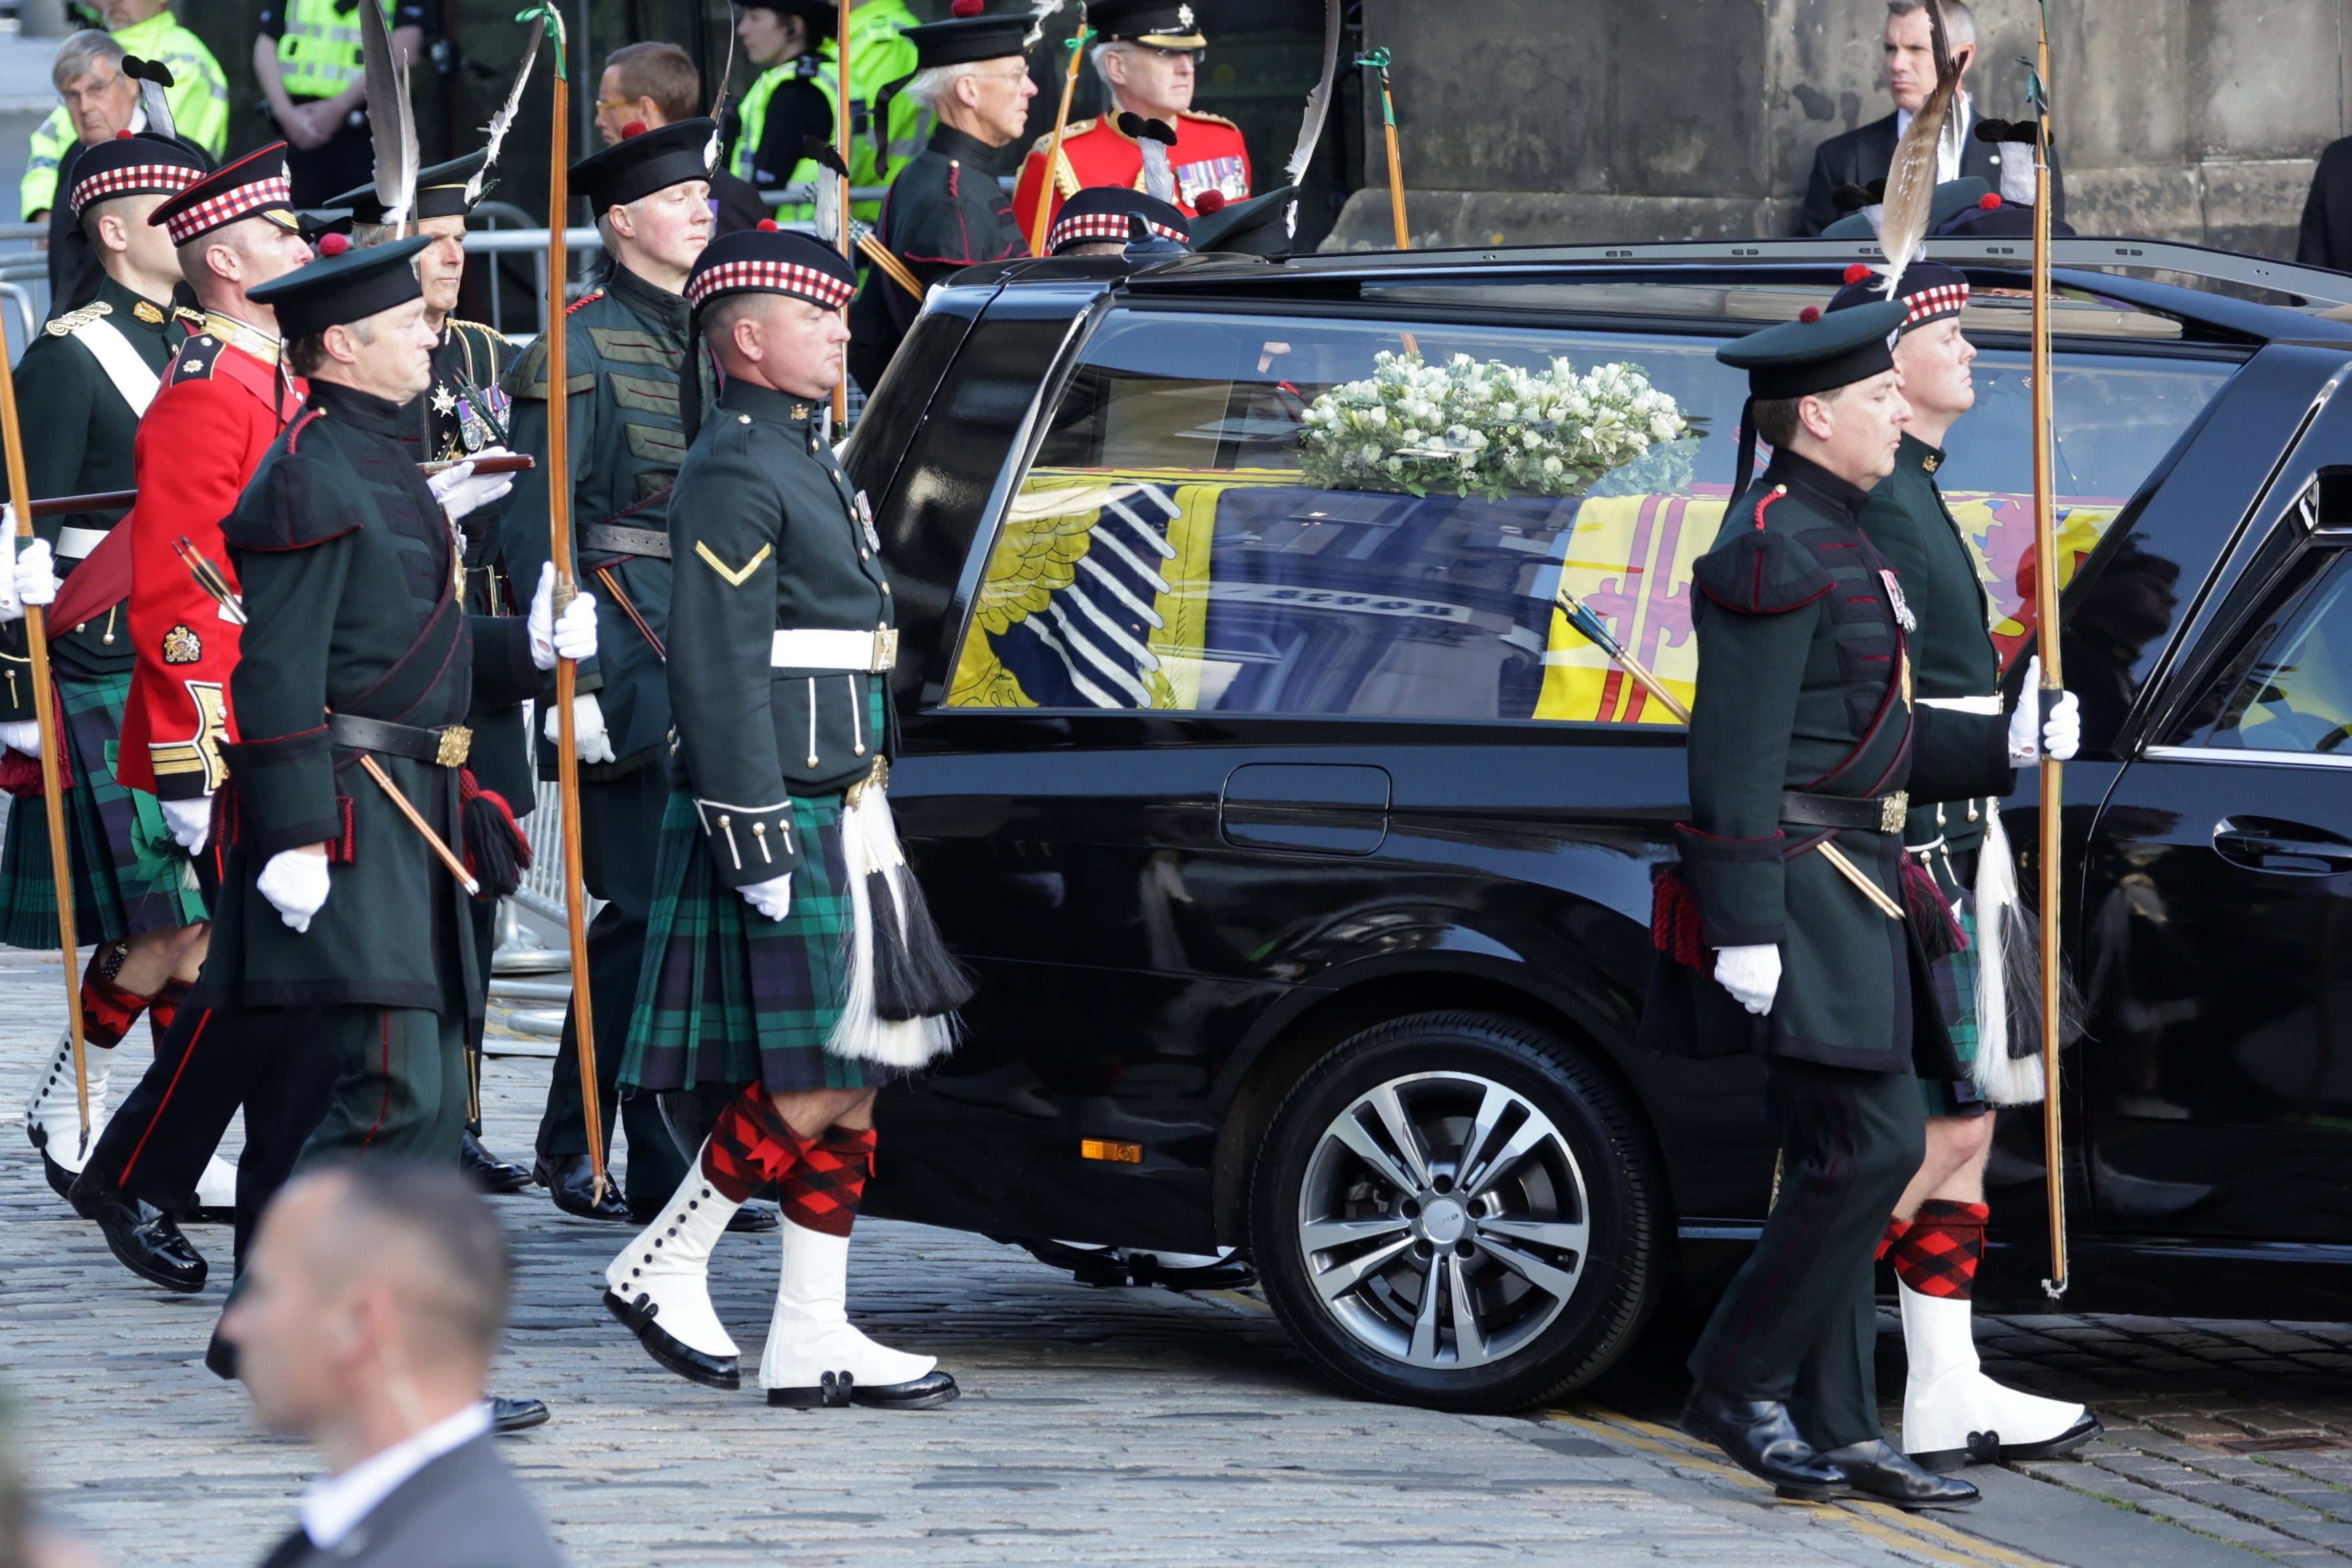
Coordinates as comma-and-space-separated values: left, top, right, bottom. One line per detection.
55, 525, 108, 560
1919, 695, 2004, 715
69, 318, 161, 418
771, 627, 898, 673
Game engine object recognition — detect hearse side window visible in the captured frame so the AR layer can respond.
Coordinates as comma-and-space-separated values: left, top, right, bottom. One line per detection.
2167, 549, 2352, 755
943, 308, 2235, 721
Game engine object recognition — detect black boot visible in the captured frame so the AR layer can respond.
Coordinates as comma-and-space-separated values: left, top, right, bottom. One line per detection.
490, 1396, 550, 1433
68, 1170, 208, 1292
1818, 1439, 1981, 1509
462, 1132, 533, 1194
536, 1154, 633, 1221
1680, 1385, 1847, 1499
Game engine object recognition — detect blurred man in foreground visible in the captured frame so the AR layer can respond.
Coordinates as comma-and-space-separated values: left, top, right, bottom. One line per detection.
226, 1160, 563, 1568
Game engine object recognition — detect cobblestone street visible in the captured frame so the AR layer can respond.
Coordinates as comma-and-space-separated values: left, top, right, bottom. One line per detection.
2, 943, 2350, 1566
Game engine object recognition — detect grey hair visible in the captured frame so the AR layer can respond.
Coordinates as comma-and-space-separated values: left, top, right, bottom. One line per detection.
51, 29, 126, 93
901, 61, 982, 113
350, 221, 399, 249
1887, 0, 1976, 47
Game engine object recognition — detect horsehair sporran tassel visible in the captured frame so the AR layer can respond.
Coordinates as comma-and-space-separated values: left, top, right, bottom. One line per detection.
1969, 801, 2044, 1106
825, 779, 960, 1068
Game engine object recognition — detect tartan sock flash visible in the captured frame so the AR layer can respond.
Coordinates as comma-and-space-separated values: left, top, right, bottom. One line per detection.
700, 1081, 811, 1204
80, 951, 152, 1050
779, 1126, 875, 1238
1893, 1199, 1989, 1300
147, 977, 194, 1041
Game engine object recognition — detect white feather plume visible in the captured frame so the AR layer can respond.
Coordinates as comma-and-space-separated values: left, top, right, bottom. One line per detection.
1284, 0, 1342, 188
1024, 0, 1065, 50
468, 17, 543, 206
361, 0, 418, 228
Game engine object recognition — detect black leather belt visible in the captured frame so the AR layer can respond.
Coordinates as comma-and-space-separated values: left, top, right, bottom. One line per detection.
328, 712, 473, 768
1780, 789, 1908, 834
582, 522, 671, 560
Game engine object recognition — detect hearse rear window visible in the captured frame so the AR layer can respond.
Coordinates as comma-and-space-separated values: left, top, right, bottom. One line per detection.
943, 308, 2235, 722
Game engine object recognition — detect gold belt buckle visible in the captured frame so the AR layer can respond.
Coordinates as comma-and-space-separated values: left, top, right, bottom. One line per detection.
1880, 790, 1909, 834
435, 725, 474, 768
869, 627, 899, 674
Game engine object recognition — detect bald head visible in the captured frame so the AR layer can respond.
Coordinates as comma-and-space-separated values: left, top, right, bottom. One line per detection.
225, 1160, 510, 1450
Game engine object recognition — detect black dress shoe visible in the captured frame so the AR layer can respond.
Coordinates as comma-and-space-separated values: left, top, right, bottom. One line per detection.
204, 1320, 238, 1381
851, 1370, 959, 1411
601, 1288, 741, 1389
490, 1395, 550, 1433
627, 1198, 779, 1233
462, 1132, 534, 1194
539, 1155, 633, 1221
69, 1172, 208, 1292
1817, 1439, 1981, 1508
1680, 1385, 1847, 1499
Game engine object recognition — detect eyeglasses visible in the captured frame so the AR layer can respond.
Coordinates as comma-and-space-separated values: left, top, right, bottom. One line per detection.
1137, 45, 1202, 64
594, 96, 640, 113
965, 66, 1034, 86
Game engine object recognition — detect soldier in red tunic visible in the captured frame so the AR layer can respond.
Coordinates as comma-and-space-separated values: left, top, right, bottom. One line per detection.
1010, 0, 1249, 252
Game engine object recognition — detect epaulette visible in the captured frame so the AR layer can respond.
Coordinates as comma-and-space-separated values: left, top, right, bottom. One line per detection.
447, 317, 509, 344
792, 53, 824, 79
167, 332, 226, 384
1178, 109, 1240, 131
170, 304, 207, 329
565, 288, 606, 318
43, 300, 111, 337
1038, 116, 1098, 150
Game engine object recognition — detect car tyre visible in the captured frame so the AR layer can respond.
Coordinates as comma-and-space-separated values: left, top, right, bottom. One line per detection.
1250, 1010, 1664, 1413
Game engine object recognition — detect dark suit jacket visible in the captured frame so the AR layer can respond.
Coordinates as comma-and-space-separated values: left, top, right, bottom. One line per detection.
2299, 137, 2352, 272
254, 1436, 563, 1568
1796, 109, 2066, 236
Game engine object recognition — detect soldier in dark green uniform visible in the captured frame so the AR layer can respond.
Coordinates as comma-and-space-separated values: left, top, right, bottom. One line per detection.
847, 10, 1034, 394
6, 131, 216, 1198
210, 234, 594, 1175
326, 149, 535, 1195
1646, 298, 2078, 1507
1827, 261, 2098, 1470
498, 117, 755, 1225
601, 225, 967, 1410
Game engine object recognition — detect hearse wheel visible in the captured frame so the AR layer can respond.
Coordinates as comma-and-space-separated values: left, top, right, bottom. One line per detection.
1250, 1011, 1663, 1413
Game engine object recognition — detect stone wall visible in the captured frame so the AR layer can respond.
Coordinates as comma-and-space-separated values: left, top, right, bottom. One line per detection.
1326, 0, 2352, 260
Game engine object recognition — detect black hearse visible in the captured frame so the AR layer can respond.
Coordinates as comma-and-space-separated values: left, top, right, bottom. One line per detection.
845, 233, 2352, 1413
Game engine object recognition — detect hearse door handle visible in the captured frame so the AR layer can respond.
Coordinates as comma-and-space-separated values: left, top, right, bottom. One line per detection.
2213, 817, 2352, 875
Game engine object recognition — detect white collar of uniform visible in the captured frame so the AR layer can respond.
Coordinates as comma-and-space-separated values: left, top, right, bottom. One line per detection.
299, 1400, 492, 1551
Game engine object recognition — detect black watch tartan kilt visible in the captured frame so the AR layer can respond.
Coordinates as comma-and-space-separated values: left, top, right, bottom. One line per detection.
0, 665, 206, 949
620, 787, 897, 1096
1918, 843, 1988, 1120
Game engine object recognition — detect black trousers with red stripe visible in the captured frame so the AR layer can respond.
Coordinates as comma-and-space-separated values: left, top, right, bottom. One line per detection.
296, 1006, 470, 1173
1687, 1058, 1926, 1452
88, 1000, 335, 1271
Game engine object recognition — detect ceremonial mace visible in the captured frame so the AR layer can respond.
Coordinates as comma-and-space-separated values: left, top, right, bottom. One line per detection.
2028, 0, 2069, 1302
1, 321, 88, 1152
1029, 7, 1091, 256
1354, 47, 1409, 250
530, 3, 611, 1204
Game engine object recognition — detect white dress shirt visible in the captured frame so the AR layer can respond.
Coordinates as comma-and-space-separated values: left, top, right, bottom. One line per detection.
298, 1401, 492, 1550
1895, 91, 1973, 185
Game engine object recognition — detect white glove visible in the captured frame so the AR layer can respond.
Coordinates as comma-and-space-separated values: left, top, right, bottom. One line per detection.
0, 528, 57, 624
542, 691, 616, 763
1713, 943, 1782, 1016
160, 795, 212, 854
426, 448, 515, 523
526, 561, 600, 670
257, 848, 330, 933
738, 870, 793, 923
2006, 656, 2082, 764
0, 719, 37, 758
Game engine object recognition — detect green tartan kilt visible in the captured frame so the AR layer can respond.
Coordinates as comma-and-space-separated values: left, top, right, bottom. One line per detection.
1918, 846, 1988, 1120
621, 787, 896, 1096
0, 668, 204, 949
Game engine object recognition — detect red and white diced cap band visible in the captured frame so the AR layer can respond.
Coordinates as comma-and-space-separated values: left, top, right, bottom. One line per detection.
161, 173, 294, 246
684, 257, 856, 312
68, 161, 201, 218
1048, 210, 1186, 254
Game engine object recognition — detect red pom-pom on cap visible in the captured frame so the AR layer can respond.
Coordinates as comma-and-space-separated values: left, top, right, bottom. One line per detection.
621, 120, 647, 139
1980, 192, 2002, 210
1798, 305, 1822, 324
1194, 189, 1226, 214
951, 0, 983, 15
1842, 262, 1870, 286
114, 128, 135, 139
318, 232, 350, 257
757, 218, 779, 232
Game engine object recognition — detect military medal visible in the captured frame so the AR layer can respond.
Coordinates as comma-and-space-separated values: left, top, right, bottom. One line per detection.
456, 394, 491, 452
1880, 568, 1918, 633
855, 490, 880, 552
430, 384, 458, 417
